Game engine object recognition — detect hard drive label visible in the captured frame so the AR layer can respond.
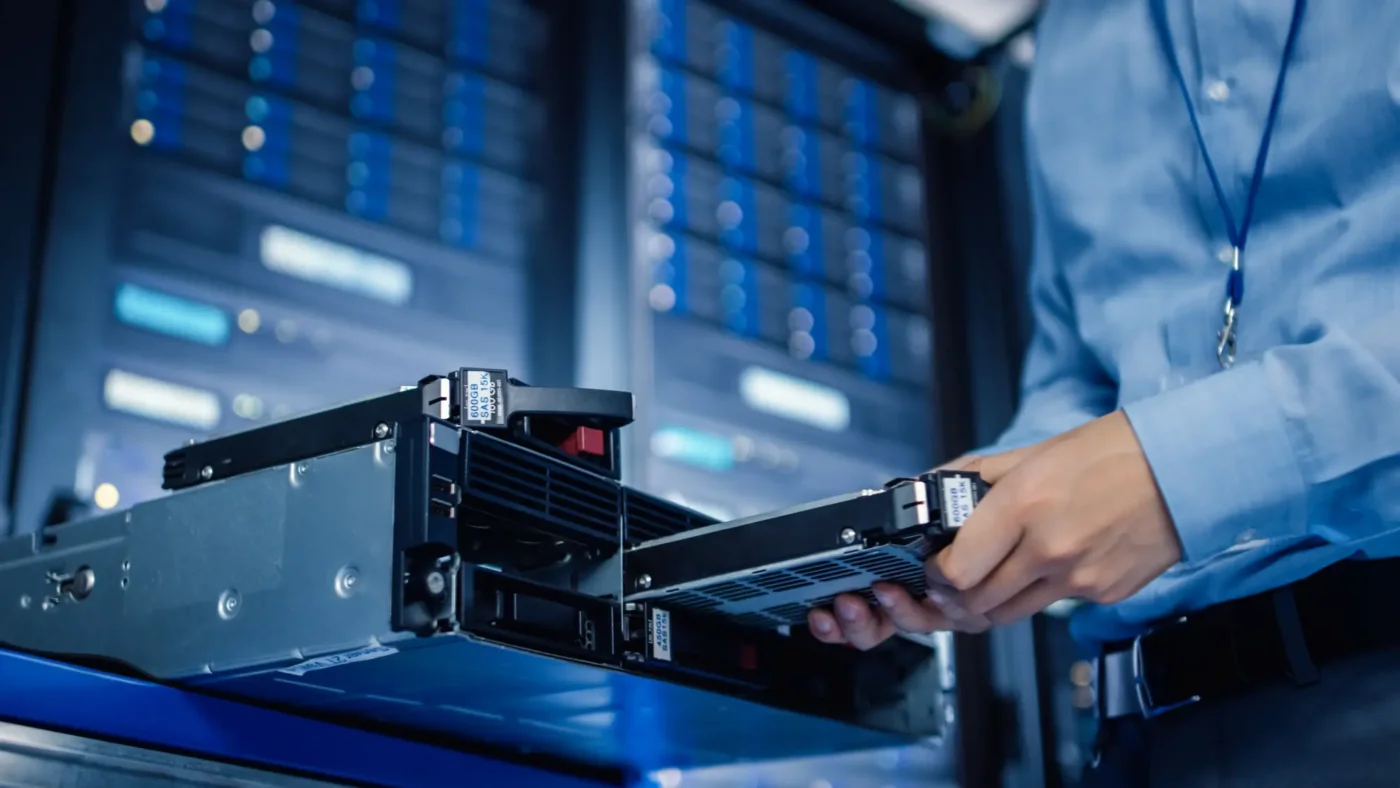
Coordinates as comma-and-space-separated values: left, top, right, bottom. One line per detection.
463, 369, 506, 426
941, 475, 975, 529
277, 645, 399, 677
651, 607, 673, 662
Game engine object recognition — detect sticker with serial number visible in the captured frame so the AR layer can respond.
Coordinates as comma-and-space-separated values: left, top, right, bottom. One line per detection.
463, 369, 496, 423
651, 607, 672, 662
941, 476, 975, 529
277, 645, 398, 677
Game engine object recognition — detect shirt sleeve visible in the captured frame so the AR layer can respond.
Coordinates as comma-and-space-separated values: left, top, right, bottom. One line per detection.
980, 107, 1118, 456
1124, 312, 1400, 563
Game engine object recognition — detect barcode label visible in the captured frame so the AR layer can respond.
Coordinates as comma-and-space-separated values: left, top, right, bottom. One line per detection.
941, 476, 975, 529
651, 607, 672, 662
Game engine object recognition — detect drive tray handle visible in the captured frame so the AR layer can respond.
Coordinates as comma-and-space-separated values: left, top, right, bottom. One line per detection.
503, 381, 634, 427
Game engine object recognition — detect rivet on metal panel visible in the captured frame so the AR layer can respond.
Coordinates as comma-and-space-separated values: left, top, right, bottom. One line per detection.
199, 466, 214, 480
373, 422, 390, 439
636, 574, 653, 590
382, 441, 396, 455
840, 528, 858, 544
18, 595, 30, 609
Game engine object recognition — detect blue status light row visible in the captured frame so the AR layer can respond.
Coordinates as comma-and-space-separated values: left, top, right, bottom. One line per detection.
138, 0, 529, 179
443, 71, 487, 157
649, 0, 904, 158
350, 38, 397, 123
449, 0, 492, 66
134, 53, 493, 253
132, 57, 188, 150
139, 0, 512, 86
648, 233, 891, 376
651, 68, 897, 221
248, 2, 302, 88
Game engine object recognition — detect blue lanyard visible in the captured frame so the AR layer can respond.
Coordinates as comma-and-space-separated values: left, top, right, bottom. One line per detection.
1149, 0, 1307, 368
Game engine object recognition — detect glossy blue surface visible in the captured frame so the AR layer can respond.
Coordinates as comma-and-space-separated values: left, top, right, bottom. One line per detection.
0, 648, 608, 788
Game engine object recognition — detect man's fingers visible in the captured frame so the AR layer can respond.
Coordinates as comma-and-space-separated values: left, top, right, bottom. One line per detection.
959, 549, 1044, 617
832, 593, 895, 650
871, 583, 952, 634
808, 608, 846, 644
932, 487, 1024, 591
924, 586, 992, 633
985, 579, 1063, 626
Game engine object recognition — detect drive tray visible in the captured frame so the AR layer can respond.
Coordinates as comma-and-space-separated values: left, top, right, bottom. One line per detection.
623, 471, 986, 629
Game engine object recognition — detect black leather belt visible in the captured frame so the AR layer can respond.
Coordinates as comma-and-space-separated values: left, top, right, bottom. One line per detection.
1096, 557, 1400, 719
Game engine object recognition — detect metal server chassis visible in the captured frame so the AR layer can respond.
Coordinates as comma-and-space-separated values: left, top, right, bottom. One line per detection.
0, 424, 947, 774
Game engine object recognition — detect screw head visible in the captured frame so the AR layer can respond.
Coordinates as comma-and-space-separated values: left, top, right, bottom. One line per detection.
373, 422, 390, 439
382, 441, 395, 454
335, 566, 360, 598
296, 463, 309, 474
218, 588, 241, 620
840, 528, 858, 545
70, 567, 96, 600
199, 465, 214, 480
636, 574, 653, 590
424, 571, 446, 596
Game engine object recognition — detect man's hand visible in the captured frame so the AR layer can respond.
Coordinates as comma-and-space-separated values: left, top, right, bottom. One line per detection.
807, 452, 985, 647
808, 411, 1182, 647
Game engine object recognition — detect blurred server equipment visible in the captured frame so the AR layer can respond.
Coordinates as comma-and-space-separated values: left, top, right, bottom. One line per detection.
10, 0, 559, 534
622, 0, 941, 525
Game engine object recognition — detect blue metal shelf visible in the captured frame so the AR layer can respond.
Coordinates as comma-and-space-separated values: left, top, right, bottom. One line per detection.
0, 648, 609, 788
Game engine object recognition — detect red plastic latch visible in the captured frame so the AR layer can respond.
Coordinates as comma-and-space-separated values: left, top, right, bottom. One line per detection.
560, 427, 606, 457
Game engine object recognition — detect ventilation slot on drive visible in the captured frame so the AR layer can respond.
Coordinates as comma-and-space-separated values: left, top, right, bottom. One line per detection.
460, 431, 621, 549
623, 489, 718, 544
669, 541, 933, 628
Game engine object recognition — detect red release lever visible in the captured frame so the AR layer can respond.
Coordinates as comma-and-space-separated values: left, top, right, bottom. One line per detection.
559, 427, 605, 457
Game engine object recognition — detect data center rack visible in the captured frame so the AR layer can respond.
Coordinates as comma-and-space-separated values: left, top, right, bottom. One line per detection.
10, 0, 570, 534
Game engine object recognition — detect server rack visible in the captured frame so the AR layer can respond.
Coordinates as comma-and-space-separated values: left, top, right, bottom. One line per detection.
623, 0, 944, 524
8, 0, 577, 535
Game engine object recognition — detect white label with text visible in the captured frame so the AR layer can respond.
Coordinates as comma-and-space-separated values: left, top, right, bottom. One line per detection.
464, 370, 496, 423
651, 607, 672, 662
941, 476, 975, 529
278, 645, 398, 677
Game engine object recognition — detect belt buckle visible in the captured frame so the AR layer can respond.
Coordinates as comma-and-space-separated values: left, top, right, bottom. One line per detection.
1131, 616, 1202, 719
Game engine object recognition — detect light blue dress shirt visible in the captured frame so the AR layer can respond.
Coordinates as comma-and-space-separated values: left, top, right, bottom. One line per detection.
992, 0, 1400, 644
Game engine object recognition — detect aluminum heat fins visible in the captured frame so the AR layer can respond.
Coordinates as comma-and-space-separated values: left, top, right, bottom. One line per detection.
622, 471, 986, 629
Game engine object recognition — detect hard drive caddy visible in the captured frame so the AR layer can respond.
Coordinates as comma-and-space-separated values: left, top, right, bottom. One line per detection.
623, 471, 987, 629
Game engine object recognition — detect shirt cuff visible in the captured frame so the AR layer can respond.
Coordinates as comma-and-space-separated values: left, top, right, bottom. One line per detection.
1122, 362, 1310, 563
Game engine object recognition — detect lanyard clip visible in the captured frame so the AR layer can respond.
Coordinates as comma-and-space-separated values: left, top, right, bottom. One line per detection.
1217, 298, 1238, 369
1217, 245, 1241, 369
